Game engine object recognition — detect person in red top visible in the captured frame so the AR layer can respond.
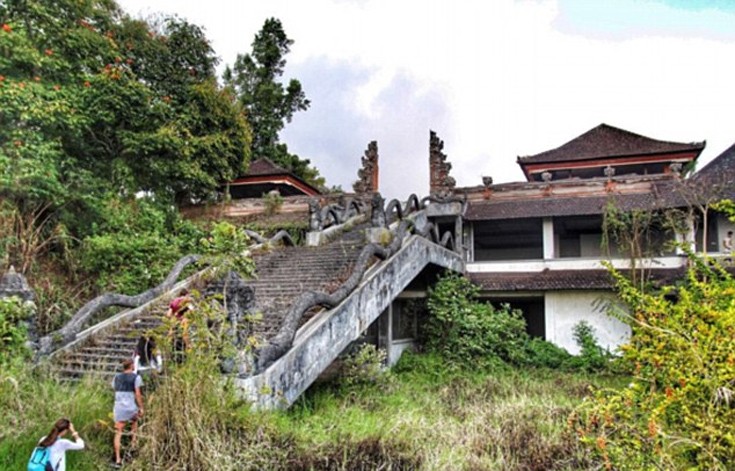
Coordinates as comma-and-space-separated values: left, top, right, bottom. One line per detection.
166, 289, 193, 353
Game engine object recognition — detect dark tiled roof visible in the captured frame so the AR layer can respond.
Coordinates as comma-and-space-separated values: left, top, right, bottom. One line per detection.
465, 182, 688, 221
518, 124, 705, 165
235, 158, 322, 196
244, 158, 292, 176
690, 142, 735, 200
469, 268, 685, 291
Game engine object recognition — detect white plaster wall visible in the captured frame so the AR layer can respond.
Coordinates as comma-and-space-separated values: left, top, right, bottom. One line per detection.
545, 291, 630, 355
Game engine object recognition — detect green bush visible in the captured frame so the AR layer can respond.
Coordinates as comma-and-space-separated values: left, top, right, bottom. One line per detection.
525, 337, 572, 369
199, 221, 255, 277
77, 196, 206, 295
80, 231, 183, 295
564, 321, 613, 372
575, 260, 735, 469
341, 343, 388, 388
0, 296, 33, 363
426, 272, 529, 365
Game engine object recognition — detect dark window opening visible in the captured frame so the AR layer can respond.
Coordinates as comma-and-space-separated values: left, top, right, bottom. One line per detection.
695, 211, 720, 253
484, 297, 545, 339
473, 218, 543, 261
554, 215, 605, 258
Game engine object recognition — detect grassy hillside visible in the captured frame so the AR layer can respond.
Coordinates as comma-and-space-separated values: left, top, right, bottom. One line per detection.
0, 353, 621, 470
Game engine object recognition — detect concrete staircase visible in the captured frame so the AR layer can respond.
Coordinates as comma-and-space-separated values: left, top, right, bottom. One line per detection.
50, 222, 464, 409
246, 234, 368, 343
53, 304, 168, 380
51, 228, 369, 380
236, 235, 464, 409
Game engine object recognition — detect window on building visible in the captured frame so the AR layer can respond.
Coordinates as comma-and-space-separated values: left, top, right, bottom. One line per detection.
473, 218, 543, 261
483, 296, 545, 339
554, 215, 607, 258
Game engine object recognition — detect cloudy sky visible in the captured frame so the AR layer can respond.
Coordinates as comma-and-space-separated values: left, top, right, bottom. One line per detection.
117, 0, 735, 199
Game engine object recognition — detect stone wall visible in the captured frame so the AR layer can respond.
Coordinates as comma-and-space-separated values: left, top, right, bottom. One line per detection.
181, 193, 358, 222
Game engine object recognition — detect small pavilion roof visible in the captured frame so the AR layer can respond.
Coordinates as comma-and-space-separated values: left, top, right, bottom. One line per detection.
230, 158, 321, 197
243, 158, 293, 177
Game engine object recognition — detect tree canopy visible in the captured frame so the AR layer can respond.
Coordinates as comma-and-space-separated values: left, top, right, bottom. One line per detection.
224, 17, 324, 188
0, 0, 251, 218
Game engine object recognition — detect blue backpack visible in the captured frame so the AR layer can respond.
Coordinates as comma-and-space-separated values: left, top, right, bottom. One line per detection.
27, 446, 55, 471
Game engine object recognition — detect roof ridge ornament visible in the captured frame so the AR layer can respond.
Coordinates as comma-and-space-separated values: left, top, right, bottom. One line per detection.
429, 130, 456, 198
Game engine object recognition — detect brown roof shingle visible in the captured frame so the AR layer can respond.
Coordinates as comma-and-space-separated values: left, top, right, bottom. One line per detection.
465, 181, 688, 221
517, 124, 705, 165
244, 158, 292, 176
469, 268, 686, 291
690, 142, 735, 200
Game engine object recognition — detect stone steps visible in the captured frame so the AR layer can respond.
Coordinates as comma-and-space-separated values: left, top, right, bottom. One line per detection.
54, 225, 371, 380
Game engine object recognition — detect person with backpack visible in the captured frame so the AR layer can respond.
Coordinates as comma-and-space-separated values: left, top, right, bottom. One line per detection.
112, 359, 144, 468
28, 418, 84, 471
132, 335, 163, 375
166, 288, 194, 355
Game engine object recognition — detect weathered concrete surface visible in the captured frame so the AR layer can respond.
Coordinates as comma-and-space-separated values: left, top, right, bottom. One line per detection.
235, 235, 464, 409
0, 266, 34, 302
306, 214, 367, 246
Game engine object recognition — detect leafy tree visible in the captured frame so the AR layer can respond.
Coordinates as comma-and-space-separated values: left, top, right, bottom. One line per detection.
426, 272, 529, 365
0, 0, 250, 212
0, 0, 251, 272
224, 18, 324, 188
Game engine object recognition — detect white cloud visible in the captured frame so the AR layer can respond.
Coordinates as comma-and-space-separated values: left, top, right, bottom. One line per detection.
118, 0, 735, 199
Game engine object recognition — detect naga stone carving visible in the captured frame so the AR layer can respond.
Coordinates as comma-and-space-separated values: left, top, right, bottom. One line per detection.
37, 254, 201, 355
203, 270, 255, 348
308, 199, 323, 231
353, 141, 379, 195
370, 192, 386, 227
429, 130, 456, 198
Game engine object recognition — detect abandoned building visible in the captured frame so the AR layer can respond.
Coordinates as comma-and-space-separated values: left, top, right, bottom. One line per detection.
456, 124, 733, 354
35, 124, 735, 409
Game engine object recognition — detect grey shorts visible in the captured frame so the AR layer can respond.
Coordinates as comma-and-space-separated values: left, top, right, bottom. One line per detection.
114, 406, 139, 423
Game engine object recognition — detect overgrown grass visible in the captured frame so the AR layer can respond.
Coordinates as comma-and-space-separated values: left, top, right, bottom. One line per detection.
0, 360, 113, 470
0, 353, 626, 470
281, 352, 627, 470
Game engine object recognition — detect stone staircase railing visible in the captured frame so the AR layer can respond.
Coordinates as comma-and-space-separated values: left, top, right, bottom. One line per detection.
236, 235, 464, 409
40, 229, 295, 357
253, 193, 461, 370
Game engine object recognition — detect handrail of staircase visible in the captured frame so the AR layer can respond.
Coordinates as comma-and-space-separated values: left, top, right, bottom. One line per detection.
37, 227, 299, 356
308, 197, 368, 232
244, 229, 295, 247
254, 192, 460, 370
36, 254, 203, 355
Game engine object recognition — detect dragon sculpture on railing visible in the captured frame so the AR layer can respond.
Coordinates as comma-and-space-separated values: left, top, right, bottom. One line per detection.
308, 197, 368, 231
254, 192, 464, 370
37, 229, 295, 356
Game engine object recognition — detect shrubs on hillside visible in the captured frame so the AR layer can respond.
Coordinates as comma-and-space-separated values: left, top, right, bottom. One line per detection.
426, 273, 529, 365
574, 261, 735, 469
0, 296, 33, 363
79, 197, 205, 295
426, 272, 614, 372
